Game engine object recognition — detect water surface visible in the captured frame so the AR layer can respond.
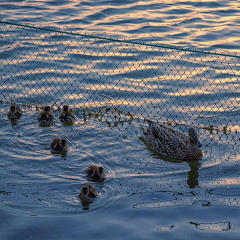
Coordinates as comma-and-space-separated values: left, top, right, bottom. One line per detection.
0, 0, 240, 239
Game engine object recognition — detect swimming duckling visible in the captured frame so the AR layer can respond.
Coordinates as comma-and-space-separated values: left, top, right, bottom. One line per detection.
38, 106, 54, 124
59, 105, 75, 122
78, 184, 98, 201
85, 165, 106, 180
7, 105, 23, 119
50, 138, 68, 152
143, 120, 203, 160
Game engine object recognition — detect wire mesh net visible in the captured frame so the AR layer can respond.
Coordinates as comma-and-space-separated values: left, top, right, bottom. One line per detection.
0, 21, 240, 130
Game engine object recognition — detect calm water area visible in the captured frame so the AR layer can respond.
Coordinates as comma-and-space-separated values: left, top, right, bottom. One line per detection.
1, 0, 240, 239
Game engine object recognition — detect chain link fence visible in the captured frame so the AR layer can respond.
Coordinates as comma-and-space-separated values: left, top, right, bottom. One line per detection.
0, 21, 240, 130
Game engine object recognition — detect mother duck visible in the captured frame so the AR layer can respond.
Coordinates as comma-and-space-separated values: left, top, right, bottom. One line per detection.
143, 120, 203, 160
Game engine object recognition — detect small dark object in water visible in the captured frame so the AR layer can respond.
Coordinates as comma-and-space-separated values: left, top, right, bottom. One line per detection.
85, 165, 106, 180
7, 105, 23, 119
38, 106, 54, 124
78, 184, 98, 201
50, 138, 68, 152
59, 105, 75, 122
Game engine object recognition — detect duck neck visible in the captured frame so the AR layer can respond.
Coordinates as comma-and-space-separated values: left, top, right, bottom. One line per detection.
189, 137, 196, 145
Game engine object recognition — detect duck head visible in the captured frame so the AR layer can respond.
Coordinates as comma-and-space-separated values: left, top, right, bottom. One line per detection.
43, 106, 51, 112
60, 138, 68, 150
98, 166, 104, 179
10, 105, 16, 112
188, 127, 202, 147
86, 165, 105, 180
39, 112, 50, 123
63, 105, 69, 112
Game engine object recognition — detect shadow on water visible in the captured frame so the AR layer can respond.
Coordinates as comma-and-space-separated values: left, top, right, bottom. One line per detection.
9, 118, 20, 126
1, 105, 240, 239
81, 201, 92, 210
187, 161, 201, 189
139, 136, 201, 189
50, 150, 68, 159
39, 122, 55, 127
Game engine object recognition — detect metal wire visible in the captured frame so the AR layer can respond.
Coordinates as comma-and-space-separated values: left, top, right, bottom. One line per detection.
0, 21, 239, 130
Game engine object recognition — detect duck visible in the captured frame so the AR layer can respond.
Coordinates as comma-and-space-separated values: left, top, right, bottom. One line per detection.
38, 106, 54, 124
59, 105, 75, 122
50, 138, 68, 152
78, 184, 98, 201
85, 165, 106, 180
7, 105, 23, 119
143, 120, 203, 160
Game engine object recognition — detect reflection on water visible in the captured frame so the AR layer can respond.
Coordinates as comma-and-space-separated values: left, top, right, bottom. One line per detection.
187, 160, 200, 189
0, 102, 240, 239
1, 0, 240, 51
9, 118, 19, 126
81, 201, 93, 210
0, 23, 240, 131
190, 221, 232, 232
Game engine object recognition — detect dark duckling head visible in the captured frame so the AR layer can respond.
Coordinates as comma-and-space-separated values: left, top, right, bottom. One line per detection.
11, 105, 16, 112
43, 106, 51, 112
85, 165, 105, 180
63, 105, 69, 111
61, 139, 67, 149
82, 186, 89, 195
79, 184, 98, 200
8, 105, 23, 119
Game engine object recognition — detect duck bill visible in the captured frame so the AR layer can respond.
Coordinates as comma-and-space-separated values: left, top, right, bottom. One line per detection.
196, 139, 202, 147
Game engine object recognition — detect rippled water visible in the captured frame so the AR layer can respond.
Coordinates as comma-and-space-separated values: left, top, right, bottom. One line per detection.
1, 0, 240, 239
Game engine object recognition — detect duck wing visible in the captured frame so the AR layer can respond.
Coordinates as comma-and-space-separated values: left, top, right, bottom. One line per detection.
144, 120, 188, 158
147, 120, 189, 145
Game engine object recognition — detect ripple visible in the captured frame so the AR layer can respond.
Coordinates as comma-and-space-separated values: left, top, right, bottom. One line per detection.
189, 221, 232, 232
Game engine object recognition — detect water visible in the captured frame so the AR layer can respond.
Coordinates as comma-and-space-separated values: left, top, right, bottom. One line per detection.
1, 0, 240, 239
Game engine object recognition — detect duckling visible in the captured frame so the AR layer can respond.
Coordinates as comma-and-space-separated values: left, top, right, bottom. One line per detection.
50, 138, 68, 152
143, 120, 203, 160
59, 105, 75, 122
85, 165, 106, 180
38, 106, 54, 124
78, 184, 98, 201
7, 105, 23, 119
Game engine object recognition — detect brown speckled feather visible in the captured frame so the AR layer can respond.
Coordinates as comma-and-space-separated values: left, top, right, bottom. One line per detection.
143, 120, 203, 160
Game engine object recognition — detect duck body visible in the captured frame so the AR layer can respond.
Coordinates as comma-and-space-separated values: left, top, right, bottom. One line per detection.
143, 120, 203, 160
38, 106, 54, 124
7, 105, 23, 119
78, 184, 98, 201
59, 105, 75, 122
50, 138, 68, 152
85, 165, 106, 180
